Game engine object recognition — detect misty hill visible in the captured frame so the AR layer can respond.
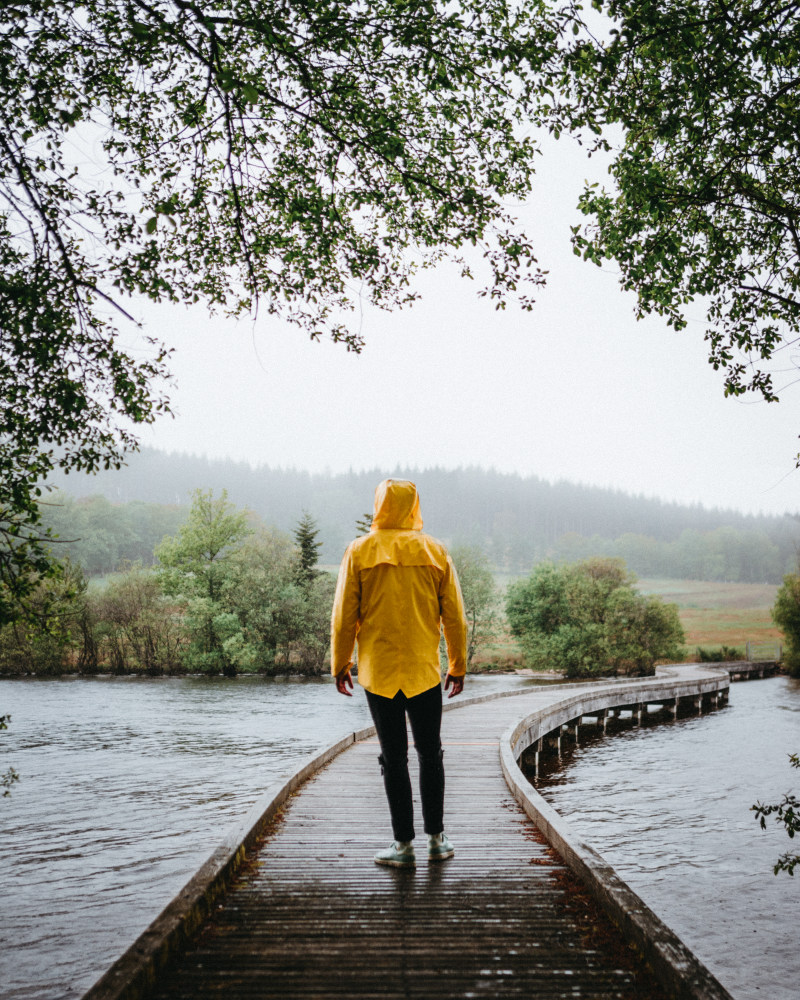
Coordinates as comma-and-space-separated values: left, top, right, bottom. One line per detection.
47, 448, 800, 582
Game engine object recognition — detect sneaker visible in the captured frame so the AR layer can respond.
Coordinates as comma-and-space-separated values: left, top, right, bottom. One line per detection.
427, 832, 455, 861
374, 841, 416, 868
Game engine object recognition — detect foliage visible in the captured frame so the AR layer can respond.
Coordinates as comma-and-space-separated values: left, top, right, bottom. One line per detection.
0, 490, 337, 676
355, 513, 374, 536
293, 571, 338, 673
752, 754, 800, 876
293, 511, 322, 587
37, 493, 187, 576
0, 496, 66, 628
549, 527, 785, 584
156, 489, 252, 675
696, 645, 744, 663
220, 527, 302, 672
157, 489, 251, 601
450, 545, 500, 666
52, 454, 800, 579
92, 562, 183, 675
772, 572, 800, 677
1, 714, 19, 798
0, 559, 88, 675
225, 527, 336, 673
0, 0, 558, 608
554, 0, 800, 434
505, 557, 685, 677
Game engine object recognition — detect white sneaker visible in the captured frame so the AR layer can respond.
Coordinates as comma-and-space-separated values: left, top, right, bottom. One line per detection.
374, 841, 416, 868
427, 832, 455, 861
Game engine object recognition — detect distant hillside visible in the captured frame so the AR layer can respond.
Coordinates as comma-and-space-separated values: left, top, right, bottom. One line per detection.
46, 448, 800, 582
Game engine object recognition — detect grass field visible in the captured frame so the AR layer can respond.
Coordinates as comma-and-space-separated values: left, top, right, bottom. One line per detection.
638, 578, 782, 654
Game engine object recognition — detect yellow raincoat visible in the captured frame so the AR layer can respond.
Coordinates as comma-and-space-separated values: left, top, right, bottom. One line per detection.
330, 479, 467, 698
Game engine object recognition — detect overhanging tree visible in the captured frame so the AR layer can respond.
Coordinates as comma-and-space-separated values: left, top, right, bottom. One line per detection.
1, 713, 19, 799
0, 0, 559, 615
552, 0, 800, 439
753, 752, 800, 877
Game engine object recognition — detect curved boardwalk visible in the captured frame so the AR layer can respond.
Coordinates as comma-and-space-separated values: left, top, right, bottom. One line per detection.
86, 666, 733, 1000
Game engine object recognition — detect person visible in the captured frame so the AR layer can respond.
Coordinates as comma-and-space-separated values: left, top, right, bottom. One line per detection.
330, 479, 468, 868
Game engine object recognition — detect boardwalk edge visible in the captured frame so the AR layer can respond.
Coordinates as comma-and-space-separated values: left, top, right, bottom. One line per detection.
500, 668, 735, 1000
81, 669, 743, 1000
80, 725, 377, 1000
80, 688, 528, 1000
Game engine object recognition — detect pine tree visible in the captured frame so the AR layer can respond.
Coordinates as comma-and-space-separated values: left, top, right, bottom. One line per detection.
294, 511, 322, 587
355, 513, 373, 535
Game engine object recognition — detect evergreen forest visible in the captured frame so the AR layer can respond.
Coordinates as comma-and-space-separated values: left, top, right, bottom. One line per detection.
45, 448, 799, 584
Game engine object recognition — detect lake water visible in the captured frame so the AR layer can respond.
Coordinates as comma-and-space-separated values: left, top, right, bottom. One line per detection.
531, 675, 800, 1000
1, 674, 797, 1000
0, 674, 526, 1000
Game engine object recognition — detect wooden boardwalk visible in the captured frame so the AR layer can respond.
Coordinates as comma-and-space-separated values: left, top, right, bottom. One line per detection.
145, 685, 685, 1000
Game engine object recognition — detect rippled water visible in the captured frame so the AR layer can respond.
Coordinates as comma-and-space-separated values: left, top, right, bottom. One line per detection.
532, 676, 800, 1000
0, 674, 525, 1000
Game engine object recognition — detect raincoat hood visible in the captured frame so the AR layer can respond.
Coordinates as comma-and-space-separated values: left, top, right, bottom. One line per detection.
371, 479, 423, 531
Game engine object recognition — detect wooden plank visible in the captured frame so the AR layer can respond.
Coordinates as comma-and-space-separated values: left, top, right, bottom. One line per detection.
148, 691, 680, 1000
87, 666, 735, 1000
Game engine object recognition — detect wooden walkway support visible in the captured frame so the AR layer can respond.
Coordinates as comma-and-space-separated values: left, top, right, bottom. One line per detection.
84, 666, 734, 1000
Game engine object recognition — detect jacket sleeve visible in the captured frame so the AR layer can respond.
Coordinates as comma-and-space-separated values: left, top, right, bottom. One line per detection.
330, 544, 361, 677
439, 554, 468, 677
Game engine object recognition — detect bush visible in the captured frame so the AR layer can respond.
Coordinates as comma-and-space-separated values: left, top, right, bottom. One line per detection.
697, 645, 744, 662
92, 563, 184, 675
773, 573, 800, 678
505, 557, 685, 678
0, 561, 88, 675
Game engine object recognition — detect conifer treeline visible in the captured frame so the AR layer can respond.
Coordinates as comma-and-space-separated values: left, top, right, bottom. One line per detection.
46, 448, 799, 580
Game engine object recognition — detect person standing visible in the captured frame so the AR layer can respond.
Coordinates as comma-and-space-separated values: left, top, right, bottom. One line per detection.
331, 479, 468, 868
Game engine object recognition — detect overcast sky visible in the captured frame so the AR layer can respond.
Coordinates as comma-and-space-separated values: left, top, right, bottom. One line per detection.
128, 134, 799, 518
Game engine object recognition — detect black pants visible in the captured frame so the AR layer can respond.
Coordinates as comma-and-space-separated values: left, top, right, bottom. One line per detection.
365, 683, 445, 843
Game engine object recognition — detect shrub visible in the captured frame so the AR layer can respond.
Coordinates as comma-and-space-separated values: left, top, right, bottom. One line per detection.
772, 573, 800, 678
697, 645, 744, 662
93, 564, 184, 675
506, 557, 684, 678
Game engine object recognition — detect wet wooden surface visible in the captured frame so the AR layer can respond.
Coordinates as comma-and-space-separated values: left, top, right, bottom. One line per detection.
149, 689, 667, 999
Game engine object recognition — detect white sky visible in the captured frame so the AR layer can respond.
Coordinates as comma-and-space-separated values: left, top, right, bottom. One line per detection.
130, 134, 799, 518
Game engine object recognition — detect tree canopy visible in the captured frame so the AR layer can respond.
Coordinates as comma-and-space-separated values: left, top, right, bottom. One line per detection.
5, 0, 800, 618
772, 570, 800, 677
0, 0, 559, 613
505, 557, 685, 677
555, 0, 800, 421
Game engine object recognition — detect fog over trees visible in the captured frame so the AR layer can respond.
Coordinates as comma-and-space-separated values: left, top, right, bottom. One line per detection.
45, 448, 799, 582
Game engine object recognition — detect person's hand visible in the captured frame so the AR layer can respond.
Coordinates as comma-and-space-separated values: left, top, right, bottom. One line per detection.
335, 668, 354, 697
444, 673, 464, 698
